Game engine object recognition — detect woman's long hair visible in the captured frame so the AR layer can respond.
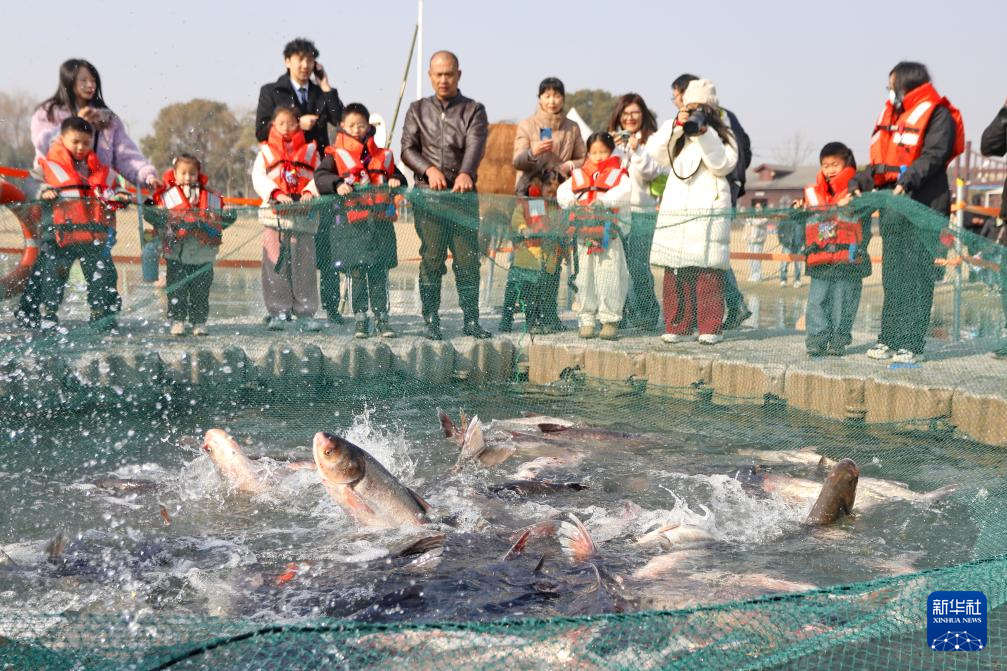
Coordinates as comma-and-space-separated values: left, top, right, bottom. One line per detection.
40, 59, 108, 122
607, 93, 658, 143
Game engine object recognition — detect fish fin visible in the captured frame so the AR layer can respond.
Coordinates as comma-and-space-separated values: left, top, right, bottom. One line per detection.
459, 409, 469, 436
406, 487, 433, 514
558, 514, 597, 563
275, 562, 299, 586
437, 408, 457, 439
159, 505, 172, 526
396, 533, 446, 557
0, 547, 17, 568
533, 554, 548, 574
285, 461, 317, 471
477, 442, 516, 468
338, 485, 378, 519
503, 528, 533, 561
538, 423, 570, 434
455, 416, 485, 467
924, 484, 959, 501
46, 530, 69, 564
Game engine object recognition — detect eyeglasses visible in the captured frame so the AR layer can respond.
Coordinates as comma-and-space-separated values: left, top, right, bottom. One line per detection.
621, 111, 643, 118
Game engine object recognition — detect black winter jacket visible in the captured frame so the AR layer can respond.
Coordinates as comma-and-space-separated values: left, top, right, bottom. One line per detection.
980, 106, 1007, 220
401, 92, 488, 188
255, 74, 343, 150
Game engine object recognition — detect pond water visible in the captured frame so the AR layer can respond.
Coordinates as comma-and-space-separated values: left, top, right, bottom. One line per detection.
0, 380, 998, 626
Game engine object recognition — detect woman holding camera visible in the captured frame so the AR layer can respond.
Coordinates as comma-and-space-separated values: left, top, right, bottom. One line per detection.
646, 79, 738, 345
510, 77, 586, 332
17, 58, 160, 328
609, 94, 665, 331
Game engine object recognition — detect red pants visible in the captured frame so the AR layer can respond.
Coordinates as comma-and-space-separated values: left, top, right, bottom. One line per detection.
662, 267, 725, 336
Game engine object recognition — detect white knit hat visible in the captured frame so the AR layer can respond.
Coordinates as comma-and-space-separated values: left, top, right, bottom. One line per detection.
682, 79, 719, 108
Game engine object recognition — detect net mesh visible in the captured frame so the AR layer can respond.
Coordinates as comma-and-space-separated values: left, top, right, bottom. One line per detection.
1, 182, 1006, 670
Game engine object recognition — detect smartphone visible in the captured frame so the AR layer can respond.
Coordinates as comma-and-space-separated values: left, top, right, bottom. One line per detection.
313, 63, 324, 80
539, 128, 553, 141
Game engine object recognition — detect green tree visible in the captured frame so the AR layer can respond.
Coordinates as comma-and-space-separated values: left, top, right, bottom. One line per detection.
564, 89, 618, 133
141, 99, 256, 196
0, 91, 39, 170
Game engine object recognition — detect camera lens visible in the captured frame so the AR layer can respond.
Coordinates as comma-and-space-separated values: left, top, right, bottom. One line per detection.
683, 110, 706, 136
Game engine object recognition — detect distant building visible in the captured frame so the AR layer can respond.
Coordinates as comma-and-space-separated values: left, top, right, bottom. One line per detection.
739, 164, 819, 209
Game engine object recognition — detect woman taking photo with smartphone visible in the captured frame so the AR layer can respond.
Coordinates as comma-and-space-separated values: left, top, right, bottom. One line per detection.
510, 77, 586, 332
608, 93, 664, 331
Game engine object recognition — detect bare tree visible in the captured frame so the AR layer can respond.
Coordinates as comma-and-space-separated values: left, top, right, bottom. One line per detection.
771, 131, 815, 169
0, 91, 39, 169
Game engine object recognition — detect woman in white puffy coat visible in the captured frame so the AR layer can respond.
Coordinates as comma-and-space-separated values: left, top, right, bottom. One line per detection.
646, 79, 738, 344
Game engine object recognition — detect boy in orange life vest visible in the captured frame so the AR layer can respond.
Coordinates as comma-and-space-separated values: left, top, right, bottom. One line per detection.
500, 170, 564, 334
35, 116, 129, 331
556, 132, 631, 341
145, 154, 236, 336
800, 142, 872, 357
252, 106, 322, 332
313, 103, 405, 339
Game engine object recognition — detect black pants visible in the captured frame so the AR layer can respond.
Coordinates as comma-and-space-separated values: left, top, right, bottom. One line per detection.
166, 259, 214, 324
314, 217, 342, 317
878, 216, 939, 354
413, 193, 482, 322
37, 241, 120, 321
350, 264, 389, 316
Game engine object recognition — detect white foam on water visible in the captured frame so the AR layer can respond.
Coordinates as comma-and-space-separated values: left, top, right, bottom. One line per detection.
342, 406, 417, 483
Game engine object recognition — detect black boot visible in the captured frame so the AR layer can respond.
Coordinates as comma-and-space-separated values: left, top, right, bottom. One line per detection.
423, 316, 443, 341
499, 275, 520, 333
463, 320, 492, 339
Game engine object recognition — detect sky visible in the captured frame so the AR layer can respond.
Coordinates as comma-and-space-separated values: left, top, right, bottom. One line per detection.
2, 0, 1005, 167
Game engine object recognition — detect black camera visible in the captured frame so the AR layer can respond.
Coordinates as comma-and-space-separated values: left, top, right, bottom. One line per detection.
682, 109, 707, 136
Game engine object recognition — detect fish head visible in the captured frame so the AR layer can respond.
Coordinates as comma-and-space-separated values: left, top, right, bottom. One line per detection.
312, 432, 365, 484
825, 458, 860, 513
202, 429, 247, 469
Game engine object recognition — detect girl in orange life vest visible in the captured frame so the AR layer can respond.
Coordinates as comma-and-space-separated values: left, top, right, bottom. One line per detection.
35, 116, 130, 331
798, 142, 872, 357
856, 61, 965, 365
313, 103, 406, 339
145, 154, 237, 337
557, 132, 632, 341
500, 170, 565, 334
252, 106, 323, 332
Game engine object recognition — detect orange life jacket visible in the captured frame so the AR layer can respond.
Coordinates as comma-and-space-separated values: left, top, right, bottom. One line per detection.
519, 197, 555, 249
37, 142, 120, 247
868, 82, 965, 188
260, 127, 320, 197
803, 167, 863, 267
566, 157, 626, 252
153, 169, 226, 247
325, 132, 398, 224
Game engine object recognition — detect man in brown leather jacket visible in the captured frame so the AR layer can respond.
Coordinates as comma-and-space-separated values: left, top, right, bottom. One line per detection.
402, 50, 491, 340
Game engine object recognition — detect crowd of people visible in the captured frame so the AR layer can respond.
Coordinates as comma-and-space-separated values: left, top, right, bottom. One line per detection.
3, 39, 1006, 362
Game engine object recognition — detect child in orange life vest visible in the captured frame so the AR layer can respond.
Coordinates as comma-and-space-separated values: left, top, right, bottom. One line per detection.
500, 170, 565, 334
313, 103, 406, 339
35, 116, 130, 331
556, 132, 632, 340
145, 154, 236, 336
251, 106, 322, 332
800, 142, 873, 357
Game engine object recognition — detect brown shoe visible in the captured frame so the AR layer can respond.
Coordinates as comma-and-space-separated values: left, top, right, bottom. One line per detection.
599, 323, 619, 340
578, 325, 597, 339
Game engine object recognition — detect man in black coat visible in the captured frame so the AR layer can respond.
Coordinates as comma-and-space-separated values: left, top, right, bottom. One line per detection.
980, 98, 1007, 359
255, 37, 345, 323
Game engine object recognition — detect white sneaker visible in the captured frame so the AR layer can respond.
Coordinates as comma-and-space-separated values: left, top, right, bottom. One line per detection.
661, 333, 697, 343
192, 324, 209, 336
267, 316, 286, 331
170, 321, 186, 336
297, 316, 322, 332
780, 280, 787, 287
866, 343, 893, 360
892, 349, 920, 364
794, 280, 803, 289
698, 333, 724, 345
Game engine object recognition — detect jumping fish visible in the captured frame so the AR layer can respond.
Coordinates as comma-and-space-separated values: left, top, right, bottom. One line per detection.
313, 431, 430, 529
805, 458, 859, 525
202, 429, 316, 494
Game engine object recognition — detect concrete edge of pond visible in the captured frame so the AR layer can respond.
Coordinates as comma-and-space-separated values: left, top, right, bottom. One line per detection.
1, 324, 1005, 447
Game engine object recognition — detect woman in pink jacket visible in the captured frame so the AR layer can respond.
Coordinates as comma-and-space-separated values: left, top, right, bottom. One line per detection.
17, 59, 162, 328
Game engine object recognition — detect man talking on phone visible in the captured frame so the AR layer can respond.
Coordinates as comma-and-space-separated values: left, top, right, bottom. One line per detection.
402, 50, 491, 340
255, 37, 346, 323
